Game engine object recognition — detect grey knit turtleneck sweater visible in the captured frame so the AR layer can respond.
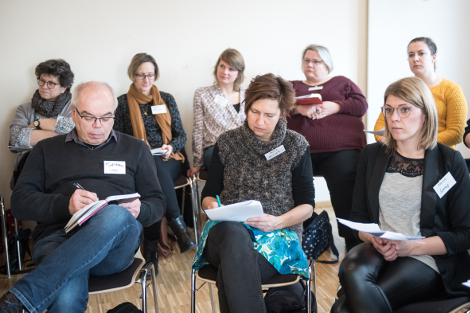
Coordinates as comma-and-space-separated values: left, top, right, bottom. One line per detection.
217, 119, 309, 238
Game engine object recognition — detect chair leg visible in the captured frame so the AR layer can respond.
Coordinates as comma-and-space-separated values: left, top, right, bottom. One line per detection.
14, 218, 22, 271
0, 196, 11, 278
191, 269, 197, 313
189, 177, 199, 246
141, 267, 148, 313
151, 265, 158, 313
208, 283, 217, 313
194, 176, 205, 242
307, 259, 316, 313
181, 186, 186, 217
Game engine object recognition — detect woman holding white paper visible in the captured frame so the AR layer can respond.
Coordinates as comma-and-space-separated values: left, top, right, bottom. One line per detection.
287, 44, 368, 251
114, 53, 196, 267
192, 73, 315, 313
331, 77, 470, 313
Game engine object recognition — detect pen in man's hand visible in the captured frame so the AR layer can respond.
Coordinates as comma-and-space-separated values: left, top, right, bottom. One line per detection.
73, 183, 85, 190
216, 195, 222, 207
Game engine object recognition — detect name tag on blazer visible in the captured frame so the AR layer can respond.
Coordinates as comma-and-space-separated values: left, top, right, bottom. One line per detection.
214, 95, 227, 106
433, 172, 456, 198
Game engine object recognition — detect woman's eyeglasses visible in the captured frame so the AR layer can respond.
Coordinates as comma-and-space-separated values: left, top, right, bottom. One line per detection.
37, 78, 59, 89
382, 106, 412, 119
135, 73, 156, 80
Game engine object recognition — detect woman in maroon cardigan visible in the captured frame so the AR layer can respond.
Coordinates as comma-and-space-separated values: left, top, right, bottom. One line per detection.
287, 44, 368, 251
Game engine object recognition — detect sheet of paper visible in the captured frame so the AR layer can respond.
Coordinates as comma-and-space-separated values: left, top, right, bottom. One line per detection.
363, 128, 385, 136
463, 280, 470, 288
204, 200, 264, 222
337, 218, 425, 241
150, 148, 167, 155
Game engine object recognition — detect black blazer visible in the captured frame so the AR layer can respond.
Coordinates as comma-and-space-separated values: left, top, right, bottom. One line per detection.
350, 142, 470, 295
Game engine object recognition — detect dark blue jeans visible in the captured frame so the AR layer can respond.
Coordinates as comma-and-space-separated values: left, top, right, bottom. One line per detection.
10, 205, 142, 313
203, 145, 215, 170
203, 222, 278, 313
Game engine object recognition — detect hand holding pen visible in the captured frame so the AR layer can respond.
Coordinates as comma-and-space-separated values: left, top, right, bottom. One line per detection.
69, 183, 99, 215
205, 195, 223, 210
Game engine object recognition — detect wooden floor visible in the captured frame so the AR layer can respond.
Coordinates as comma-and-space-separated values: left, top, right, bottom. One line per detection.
0, 205, 345, 313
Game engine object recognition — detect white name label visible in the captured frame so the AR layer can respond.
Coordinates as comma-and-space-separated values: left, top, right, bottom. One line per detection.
151, 105, 167, 115
214, 95, 226, 106
104, 161, 126, 175
308, 86, 323, 91
264, 145, 286, 160
433, 172, 456, 198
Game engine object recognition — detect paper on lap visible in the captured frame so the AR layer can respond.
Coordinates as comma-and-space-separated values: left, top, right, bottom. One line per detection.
205, 200, 264, 222
337, 218, 425, 241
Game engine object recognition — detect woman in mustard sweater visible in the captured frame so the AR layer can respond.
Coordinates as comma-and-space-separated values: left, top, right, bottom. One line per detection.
374, 37, 467, 149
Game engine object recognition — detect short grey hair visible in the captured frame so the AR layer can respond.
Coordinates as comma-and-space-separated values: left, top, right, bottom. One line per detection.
71, 82, 118, 110
302, 44, 334, 74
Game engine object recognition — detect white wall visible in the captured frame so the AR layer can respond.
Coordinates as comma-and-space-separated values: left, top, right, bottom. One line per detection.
367, 0, 470, 157
0, 0, 368, 209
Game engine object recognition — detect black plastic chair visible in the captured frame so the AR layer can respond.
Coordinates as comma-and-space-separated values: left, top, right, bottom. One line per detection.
394, 295, 470, 313
190, 260, 316, 313
88, 249, 158, 313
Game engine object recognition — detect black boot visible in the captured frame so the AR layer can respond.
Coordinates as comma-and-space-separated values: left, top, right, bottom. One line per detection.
167, 216, 197, 253
142, 239, 159, 276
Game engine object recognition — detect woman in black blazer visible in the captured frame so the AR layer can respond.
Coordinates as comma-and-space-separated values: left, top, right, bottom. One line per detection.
331, 77, 470, 313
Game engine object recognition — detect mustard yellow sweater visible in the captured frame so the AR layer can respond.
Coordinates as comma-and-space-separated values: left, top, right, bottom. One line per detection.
374, 78, 468, 149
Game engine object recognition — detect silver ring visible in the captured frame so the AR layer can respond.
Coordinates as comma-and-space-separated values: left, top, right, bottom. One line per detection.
316, 110, 319, 114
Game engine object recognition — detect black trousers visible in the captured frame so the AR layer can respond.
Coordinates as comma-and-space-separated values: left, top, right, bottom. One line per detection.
144, 156, 182, 240
203, 222, 278, 313
331, 243, 444, 313
308, 149, 361, 247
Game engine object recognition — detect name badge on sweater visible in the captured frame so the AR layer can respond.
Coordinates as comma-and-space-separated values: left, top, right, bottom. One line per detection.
151, 105, 167, 115
264, 145, 285, 160
433, 172, 456, 198
308, 86, 323, 91
214, 95, 226, 106
104, 161, 126, 174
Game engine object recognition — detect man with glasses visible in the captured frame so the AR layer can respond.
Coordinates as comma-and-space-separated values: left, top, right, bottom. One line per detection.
1, 82, 166, 312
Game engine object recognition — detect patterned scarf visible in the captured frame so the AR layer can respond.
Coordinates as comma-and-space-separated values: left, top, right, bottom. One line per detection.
31, 90, 71, 117
126, 83, 184, 162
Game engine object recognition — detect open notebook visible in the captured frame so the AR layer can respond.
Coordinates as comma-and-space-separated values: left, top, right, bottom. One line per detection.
65, 193, 140, 233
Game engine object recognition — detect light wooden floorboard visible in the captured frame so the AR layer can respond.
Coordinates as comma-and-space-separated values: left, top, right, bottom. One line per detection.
0, 205, 344, 313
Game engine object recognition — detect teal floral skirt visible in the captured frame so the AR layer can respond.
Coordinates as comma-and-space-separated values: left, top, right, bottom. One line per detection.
192, 220, 309, 280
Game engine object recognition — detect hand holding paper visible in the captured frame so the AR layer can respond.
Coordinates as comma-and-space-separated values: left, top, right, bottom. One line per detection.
337, 218, 425, 241
204, 200, 264, 222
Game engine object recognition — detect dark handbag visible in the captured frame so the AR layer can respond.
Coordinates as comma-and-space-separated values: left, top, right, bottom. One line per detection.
107, 302, 143, 313
302, 211, 339, 263
0, 228, 34, 275
264, 280, 317, 313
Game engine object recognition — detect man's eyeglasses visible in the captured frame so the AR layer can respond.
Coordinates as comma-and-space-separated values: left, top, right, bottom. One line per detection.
37, 78, 59, 89
382, 106, 412, 119
135, 73, 156, 80
74, 107, 115, 124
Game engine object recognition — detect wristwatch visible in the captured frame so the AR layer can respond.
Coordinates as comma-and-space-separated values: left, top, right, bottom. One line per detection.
33, 119, 41, 129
